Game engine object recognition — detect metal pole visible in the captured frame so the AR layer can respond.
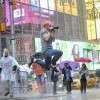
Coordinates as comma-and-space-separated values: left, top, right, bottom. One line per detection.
62, 0, 67, 39
0, 33, 1, 58
92, 50, 94, 70
9, 0, 15, 57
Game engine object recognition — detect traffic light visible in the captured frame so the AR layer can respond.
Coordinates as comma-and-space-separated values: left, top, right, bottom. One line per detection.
0, 23, 6, 32
12, 0, 16, 9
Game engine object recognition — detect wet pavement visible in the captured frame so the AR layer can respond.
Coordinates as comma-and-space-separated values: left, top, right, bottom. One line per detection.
0, 88, 100, 100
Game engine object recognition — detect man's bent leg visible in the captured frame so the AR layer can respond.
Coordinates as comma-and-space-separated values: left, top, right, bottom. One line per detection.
45, 56, 51, 70
51, 49, 63, 65
44, 49, 63, 69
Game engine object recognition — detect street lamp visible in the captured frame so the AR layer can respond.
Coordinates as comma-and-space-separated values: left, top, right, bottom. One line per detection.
9, 0, 15, 57
61, 0, 67, 39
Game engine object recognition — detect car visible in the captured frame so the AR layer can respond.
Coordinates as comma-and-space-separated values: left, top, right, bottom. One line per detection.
71, 72, 80, 89
72, 72, 97, 89
87, 73, 97, 87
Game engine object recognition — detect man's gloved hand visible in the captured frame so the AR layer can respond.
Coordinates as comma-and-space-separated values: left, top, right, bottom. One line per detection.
13, 65, 17, 71
0, 67, 2, 73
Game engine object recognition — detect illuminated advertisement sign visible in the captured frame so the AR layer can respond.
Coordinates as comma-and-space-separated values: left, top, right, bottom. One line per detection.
85, 0, 97, 40
31, 0, 54, 11
66, 41, 100, 70
16, 0, 30, 4
29, 0, 54, 24
35, 38, 100, 70
56, 0, 77, 16
6, 0, 10, 26
87, 20, 96, 40
52, 40, 67, 64
6, 0, 54, 26
96, 19, 100, 39
66, 41, 84, 61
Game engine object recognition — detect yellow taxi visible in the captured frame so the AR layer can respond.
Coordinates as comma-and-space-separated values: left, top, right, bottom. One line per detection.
72, 72, 97, 89
87, 73, 97, 87
71, 72, 80, 89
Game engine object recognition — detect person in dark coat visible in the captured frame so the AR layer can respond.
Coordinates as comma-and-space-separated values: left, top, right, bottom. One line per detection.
62, 63, 73, 94
79, 63, 88, 93
51, 67, 60, 94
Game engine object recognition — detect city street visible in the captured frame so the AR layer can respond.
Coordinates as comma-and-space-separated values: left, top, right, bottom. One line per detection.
0, 88, 100, 100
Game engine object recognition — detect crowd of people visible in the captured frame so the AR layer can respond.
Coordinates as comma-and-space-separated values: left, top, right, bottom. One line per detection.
0, 21, 89, 97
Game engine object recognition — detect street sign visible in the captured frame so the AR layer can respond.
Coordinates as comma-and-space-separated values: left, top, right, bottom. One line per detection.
0, 0, 4, 4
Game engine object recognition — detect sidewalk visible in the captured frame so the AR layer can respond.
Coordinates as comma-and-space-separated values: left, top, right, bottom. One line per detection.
1, 88, 100, 100
0, 90, 70, 100
0, 81, 65, 99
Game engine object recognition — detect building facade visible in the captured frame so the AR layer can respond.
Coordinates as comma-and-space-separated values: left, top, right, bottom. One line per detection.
0, 0, 93, 64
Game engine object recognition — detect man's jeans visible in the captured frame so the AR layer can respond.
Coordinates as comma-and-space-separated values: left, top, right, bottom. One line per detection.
43, 49, 63, 70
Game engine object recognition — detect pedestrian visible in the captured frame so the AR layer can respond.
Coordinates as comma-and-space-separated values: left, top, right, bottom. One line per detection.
79, 63, 88, 93
40, 21, 63, 70
29, 57, 45, 93
62, 63, 73, 94
51, 67, 60, 94
0, 48, 19, 97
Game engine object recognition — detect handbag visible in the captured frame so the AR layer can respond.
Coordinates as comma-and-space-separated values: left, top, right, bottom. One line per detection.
66, 78, 73, 84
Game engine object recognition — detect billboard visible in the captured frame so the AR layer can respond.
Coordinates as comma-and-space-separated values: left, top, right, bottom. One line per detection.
6, 0, 54, 26
85, 0, 97, 40
52, 40, 67, 64
6, 0, 10, 26
87, 20, 96, 40
66, 41, 100, 70
66, 41, 85, 61
96, 19, 100, 39
16, 35, 33, 63
31, 0, 55, 11
56, 0, 78, 16
34, 38, 100, 70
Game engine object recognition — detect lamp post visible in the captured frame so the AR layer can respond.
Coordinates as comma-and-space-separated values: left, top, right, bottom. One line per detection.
62, 0, 67, 39
92, 49, 94, 70
9, 0, 15, 57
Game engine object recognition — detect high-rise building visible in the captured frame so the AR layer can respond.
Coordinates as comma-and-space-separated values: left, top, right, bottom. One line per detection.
0, 0, 99, 64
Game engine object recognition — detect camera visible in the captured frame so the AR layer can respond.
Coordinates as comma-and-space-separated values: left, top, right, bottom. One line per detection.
52, 26, 59, 30
49, 26, 59, 32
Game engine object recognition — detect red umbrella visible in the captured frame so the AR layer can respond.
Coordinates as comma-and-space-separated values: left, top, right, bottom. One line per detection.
74, 57, 92, 63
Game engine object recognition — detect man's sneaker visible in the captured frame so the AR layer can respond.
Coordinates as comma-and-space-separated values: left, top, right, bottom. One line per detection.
50, 64, 55, 69
4, 92, 9, 96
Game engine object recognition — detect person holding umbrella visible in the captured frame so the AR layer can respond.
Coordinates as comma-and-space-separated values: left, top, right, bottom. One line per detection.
62, 63, 73, 94
79, 63, 88, 93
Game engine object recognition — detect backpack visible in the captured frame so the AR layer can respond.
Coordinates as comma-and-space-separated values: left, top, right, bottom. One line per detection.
35, 60, 46, 69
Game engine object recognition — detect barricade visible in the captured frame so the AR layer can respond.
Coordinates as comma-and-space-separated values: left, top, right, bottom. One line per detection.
44, 70, 53, 92
19, 71, 29, 92
13, 71, 29, 93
